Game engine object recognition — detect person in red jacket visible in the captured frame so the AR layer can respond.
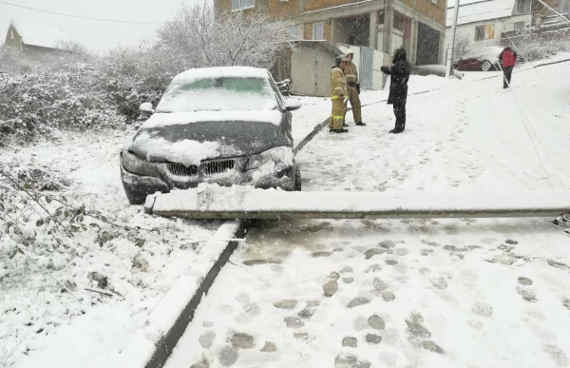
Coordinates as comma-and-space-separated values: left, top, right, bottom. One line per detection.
499, 46, 517, 89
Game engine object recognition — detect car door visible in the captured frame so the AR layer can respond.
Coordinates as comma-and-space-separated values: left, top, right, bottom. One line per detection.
464, 58, 478, 71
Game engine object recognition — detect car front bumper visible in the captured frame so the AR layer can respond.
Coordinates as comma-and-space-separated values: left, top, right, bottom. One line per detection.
120, 161, 296, 203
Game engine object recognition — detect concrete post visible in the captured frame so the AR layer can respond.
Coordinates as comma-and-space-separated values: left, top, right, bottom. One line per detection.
410, 19, 417, 64
383, 0, 393, 56
369, 11, 378, 49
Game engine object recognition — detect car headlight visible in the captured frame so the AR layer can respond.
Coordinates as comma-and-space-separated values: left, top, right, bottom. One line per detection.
121, 150, 160, 177
245, 147, 294, 171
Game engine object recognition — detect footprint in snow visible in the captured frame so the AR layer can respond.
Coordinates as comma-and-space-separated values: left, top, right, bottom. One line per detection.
472, 302, 494, 318
518, 277, 533, 286
430, 277, 448, 290
516, 286, 538, 303
544, 344, 569, 367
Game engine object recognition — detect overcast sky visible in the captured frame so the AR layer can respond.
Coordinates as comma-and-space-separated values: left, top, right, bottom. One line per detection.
0, 0, 201, 53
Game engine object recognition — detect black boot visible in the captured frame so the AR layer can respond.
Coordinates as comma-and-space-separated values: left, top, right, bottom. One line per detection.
355, 121, 366, 126
330, 128, 349, 133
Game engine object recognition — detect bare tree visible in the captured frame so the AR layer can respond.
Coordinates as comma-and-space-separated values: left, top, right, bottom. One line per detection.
157, 3, 292, 69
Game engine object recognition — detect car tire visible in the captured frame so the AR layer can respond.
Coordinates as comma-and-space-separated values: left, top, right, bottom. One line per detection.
122, 184, 147, 205
481, 60, 492, 71
294, 167, 302, 191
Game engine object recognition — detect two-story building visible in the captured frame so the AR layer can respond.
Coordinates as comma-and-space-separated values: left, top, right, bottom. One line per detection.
216, 0, 447, 65
215, 0, 447, 95
445, 0, 569, 54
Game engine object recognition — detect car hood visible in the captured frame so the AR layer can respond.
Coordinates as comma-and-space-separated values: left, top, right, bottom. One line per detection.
128, 112, 290, 165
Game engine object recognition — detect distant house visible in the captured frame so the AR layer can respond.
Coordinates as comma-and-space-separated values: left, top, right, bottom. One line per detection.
2, 21, 69, 60
446, 0, 569, 53
446, 0, 532, 50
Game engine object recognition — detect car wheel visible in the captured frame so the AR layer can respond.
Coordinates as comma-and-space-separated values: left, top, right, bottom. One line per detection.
481, 60, 492, 71
124, 188, 147, 205
121, 181, 147, 205
294, 167, 302, 191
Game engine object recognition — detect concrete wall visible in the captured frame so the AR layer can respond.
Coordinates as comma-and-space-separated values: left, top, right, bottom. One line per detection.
373, 50, 389, 89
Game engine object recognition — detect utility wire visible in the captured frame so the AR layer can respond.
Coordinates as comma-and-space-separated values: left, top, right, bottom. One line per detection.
0, 0, 161, 25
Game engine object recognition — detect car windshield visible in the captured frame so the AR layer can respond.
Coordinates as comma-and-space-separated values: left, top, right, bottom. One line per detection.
156, 77, 277, 112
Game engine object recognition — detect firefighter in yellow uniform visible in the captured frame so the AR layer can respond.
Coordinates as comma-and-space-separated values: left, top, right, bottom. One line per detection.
330, 55, 349, 133
343, 52, 364, 126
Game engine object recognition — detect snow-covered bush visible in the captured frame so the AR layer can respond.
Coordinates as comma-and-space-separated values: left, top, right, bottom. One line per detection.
95, 47, 176, 122
505, 29, 570, 61
0, 68, 122, 143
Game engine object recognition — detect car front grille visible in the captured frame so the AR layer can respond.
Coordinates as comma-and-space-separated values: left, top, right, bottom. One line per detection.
201, 159, 235, 176
166, 159, 236, 177
167, 162, 199, 176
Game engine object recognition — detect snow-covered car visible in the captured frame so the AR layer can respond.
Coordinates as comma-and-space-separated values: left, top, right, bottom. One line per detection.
454, 46, 504, 71
120, 66, 302, 204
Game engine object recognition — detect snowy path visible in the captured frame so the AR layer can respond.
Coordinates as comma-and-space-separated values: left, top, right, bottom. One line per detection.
164, 61, 570, 368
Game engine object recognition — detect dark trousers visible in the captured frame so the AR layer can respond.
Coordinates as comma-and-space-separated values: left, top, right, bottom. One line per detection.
503, 66, 513, 88
393, 102, 406, 131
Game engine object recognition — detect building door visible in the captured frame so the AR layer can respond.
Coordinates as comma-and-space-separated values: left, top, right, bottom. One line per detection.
359, 46, 373, 90
416, 23, 440, 65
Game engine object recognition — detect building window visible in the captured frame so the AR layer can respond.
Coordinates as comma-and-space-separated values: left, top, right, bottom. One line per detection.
313, 22, 324, 40
474, 24, 495, 41
232, 0, 255, 12
514, 21, 525, 32
517, 0, 530, 14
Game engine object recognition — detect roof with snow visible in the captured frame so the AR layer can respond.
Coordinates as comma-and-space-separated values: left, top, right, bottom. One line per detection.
4, 20, 69, 49
446, 0, 517, 27
173, 67, 269, 82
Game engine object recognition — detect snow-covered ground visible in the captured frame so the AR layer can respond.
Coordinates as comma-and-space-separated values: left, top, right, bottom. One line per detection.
164, 58, 570, 368
0, 129, 224, 367
1, 54, 569, 368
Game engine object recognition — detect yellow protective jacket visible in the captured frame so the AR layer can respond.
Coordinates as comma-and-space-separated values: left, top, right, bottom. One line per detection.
330, 66, 347, 99
344, 61, 359, 85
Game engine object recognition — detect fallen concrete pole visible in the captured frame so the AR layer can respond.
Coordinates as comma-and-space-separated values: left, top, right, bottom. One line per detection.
145, 187, 570, 220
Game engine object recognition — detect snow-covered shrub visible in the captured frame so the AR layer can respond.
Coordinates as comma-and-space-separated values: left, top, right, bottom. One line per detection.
95, 47, 175, 122
505, 29, 570, 62
0, 69, 121, 143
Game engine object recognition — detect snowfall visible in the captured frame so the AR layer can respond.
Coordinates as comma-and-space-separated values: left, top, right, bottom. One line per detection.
1, 54, 570, 368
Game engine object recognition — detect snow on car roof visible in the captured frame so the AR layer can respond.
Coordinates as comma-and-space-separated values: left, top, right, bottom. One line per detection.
446, 0, 516, 27
173, 66, 269, 83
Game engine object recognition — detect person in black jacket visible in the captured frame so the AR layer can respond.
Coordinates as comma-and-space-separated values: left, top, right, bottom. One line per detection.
381, 48, 411, 134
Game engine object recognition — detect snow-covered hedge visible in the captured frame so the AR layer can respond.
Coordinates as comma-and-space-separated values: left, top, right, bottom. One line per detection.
505, 29, 570, 62
0, 68, 122, 143
95, 47, 179, 122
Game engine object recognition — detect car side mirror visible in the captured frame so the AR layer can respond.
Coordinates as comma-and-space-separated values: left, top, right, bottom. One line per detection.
139, 102, 154, 114
285, 103, 301, 112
